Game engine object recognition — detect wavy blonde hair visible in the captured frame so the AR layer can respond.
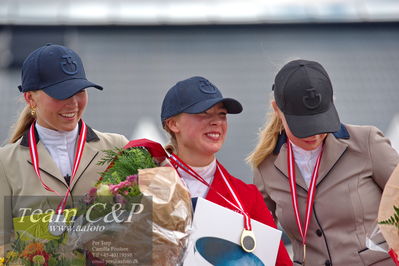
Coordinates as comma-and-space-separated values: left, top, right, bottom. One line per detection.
9, 104, 35, 143
247, 104, 283, 168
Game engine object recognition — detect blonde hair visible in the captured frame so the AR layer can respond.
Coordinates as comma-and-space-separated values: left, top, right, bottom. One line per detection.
162, 118, 178, 154
9, 105, 35, 143
247, 108, 284, 169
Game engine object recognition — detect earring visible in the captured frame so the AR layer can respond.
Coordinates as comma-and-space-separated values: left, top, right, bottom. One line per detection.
30, 107, 36, 116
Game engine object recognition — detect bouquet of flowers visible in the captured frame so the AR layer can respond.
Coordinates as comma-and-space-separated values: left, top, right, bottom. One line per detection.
73, 139, 193, 266
1, 233, 85, 265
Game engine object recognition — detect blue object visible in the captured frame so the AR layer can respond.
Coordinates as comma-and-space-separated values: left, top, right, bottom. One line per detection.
195, 237, 264, 266
18, 43, 102, 100
161, 76, 242, 123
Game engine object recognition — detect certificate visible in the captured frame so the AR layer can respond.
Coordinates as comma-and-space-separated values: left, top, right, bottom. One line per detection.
184, 197, 282, 266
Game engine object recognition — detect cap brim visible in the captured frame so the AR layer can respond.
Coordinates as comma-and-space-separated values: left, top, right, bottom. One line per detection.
284, 103, 340, 138
184, 98, 243, 114
42, 78, 103, 100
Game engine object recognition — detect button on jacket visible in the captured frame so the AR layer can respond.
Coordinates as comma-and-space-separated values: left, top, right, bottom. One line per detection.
254, 124, 399, 265
0, 124, 128, 244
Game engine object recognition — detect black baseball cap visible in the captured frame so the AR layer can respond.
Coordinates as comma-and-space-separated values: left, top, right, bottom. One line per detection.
161, 76, 242, 123
273, 59, 340, 138
18, 43, 103, 100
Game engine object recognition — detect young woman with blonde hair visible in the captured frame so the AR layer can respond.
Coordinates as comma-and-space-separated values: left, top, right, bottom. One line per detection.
248, 59, 399, 265
161, 76, 292, 265
0, 44, 128, 254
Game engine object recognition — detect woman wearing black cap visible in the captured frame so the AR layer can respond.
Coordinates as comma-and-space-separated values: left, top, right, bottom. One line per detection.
161, 76, 292, 265
0, 44, 128, 253
248, 59, 399, 265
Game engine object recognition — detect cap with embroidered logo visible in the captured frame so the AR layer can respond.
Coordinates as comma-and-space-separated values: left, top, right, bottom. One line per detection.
18, 43, 102, 100
273, 59, 340, 138
161, 76, 242, 123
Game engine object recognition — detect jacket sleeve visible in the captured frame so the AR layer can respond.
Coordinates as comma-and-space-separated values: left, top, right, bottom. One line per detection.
368, 126, 399, 189
250, 185, 292, 266
0, 155, 12, 246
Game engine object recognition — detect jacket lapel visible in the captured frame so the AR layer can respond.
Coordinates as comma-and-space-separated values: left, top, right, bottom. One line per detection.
273, 124, 350, 189
22, 122, 101, 191
274, 143, 308, 191
316, 133, 348, 186
27, 141, 67, 186
69, 141, 99, 190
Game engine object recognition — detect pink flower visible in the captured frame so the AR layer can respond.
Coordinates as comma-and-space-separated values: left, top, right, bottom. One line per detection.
126, 175, 138, 183
88, 187, 97, 197
84, 187, 98, 204
115, 194, 127, 205
109, 180, 131, 194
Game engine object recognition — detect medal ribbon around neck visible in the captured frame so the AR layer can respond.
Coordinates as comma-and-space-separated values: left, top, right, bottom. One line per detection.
287, 140, 323, 259
169, 153, 256, 252
28, 120, 87, 214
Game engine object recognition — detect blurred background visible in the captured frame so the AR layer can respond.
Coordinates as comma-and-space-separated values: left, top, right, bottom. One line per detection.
0, 0, 399, 185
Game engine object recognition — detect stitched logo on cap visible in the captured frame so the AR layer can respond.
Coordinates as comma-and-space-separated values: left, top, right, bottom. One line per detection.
60, 55, 78, 75
199, 80, 217, 94
303, 88, 322, 109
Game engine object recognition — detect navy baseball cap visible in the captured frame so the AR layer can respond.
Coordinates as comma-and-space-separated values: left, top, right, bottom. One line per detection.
273, 59, 340, 138
161, 76, 243, 123
18, 44, 103, 100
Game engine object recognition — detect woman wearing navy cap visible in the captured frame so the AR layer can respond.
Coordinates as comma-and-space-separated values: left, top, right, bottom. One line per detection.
0, 44, 128, 253
161, 76, 292, 265
248, 59, 399, 265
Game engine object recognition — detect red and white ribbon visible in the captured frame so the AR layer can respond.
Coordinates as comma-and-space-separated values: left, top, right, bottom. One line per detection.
28, 120, 87, 214
287, 140, 323, 245
169, 154, 252, 231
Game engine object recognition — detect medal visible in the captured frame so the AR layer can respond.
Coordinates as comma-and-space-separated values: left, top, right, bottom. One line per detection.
169, 154, 256, 253
48, 213, 67, 236
303, 244, 307, 265
240, 229, 256, 253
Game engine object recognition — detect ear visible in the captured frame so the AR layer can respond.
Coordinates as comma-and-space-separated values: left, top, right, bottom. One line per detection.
24, 92, 36, 108
165, 117, 180, 134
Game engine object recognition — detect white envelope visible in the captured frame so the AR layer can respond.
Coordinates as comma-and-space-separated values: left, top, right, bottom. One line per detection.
184, 197, 282, 266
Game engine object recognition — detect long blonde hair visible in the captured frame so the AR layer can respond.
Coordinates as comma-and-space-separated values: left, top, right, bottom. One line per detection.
247, 107, 283, 168
9, 104, 35, 143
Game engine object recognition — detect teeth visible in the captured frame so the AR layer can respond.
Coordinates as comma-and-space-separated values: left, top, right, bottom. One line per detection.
61, 113, 75, 118
207, 133, 220, 138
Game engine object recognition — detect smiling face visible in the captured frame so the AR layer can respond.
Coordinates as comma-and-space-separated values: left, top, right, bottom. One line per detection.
166, 103, 228, 166
24, 90, 88, 132
272, 101, 326, 151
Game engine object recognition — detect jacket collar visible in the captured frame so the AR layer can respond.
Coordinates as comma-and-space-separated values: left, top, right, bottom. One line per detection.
273, 123, 349, 190
20, 120, 99, 147
273, 123, 350, 155
21, 120, 101, 190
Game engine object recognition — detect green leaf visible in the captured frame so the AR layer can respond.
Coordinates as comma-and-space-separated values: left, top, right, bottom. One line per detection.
379, 205, 399, 230
99, 147, 157, 184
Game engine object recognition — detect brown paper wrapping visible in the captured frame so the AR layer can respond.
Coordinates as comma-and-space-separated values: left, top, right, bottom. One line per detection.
84, 166, 192, 265
139, 166, 193, 265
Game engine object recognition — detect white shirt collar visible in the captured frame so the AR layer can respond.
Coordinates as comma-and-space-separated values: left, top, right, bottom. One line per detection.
290, 141, 322, 187
35, 123, 79, 178
36, 123, 79, 146
177, 158, 217, 198
290, 141, 322, 161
